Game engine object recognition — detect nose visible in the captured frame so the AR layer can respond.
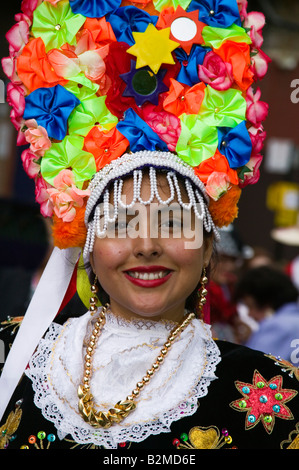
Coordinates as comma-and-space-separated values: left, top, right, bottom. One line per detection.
132, 234, 163, 259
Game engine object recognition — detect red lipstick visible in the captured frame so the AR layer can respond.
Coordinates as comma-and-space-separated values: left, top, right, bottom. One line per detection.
123, 266, 173, 288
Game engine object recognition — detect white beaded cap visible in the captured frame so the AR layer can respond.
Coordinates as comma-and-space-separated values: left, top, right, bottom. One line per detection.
83, 150, 219, 257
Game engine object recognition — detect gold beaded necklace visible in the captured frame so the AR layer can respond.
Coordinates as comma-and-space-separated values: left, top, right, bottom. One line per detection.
78, 304, 195, 429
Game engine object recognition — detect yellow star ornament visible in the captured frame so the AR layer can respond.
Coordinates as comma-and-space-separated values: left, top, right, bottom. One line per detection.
128, 24, 179, 74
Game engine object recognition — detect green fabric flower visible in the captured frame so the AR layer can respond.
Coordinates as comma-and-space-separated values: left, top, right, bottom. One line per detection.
64, 73, 100, 102
176, 114, 218, 166
153, 0, 192, 12
202, 23, 252, 49
199, 85, 247, 128
41, 135, 96, 188
68, 96, 118, 136
32, 0, 86, 52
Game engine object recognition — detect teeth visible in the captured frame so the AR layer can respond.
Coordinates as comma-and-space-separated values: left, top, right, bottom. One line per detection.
128, 271, 168, 280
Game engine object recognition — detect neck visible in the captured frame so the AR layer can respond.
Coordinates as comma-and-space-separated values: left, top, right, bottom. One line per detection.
108, 300, 188, 324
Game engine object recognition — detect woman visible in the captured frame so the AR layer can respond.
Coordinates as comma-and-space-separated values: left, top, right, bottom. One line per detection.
1, 0, 298, 450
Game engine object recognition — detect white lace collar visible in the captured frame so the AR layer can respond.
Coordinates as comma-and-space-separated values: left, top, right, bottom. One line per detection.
26, 308, 221, 449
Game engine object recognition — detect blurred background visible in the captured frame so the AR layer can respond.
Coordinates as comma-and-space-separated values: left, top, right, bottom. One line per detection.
0, 1, 298, 354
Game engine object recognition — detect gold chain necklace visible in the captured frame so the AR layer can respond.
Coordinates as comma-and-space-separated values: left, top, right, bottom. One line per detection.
78, 304, 195, 429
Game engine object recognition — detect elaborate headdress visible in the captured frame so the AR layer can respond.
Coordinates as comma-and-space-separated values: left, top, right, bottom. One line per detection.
0, 0, 270, 419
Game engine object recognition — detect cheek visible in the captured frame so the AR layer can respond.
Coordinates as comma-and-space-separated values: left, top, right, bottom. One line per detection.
91, 240, 128, 275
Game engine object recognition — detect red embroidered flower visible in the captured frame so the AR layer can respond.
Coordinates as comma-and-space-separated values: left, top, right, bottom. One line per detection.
230, 370, 297, 434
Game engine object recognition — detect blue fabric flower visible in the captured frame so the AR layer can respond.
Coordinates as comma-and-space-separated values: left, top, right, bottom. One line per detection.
69, 0, 121, 18
187, 0, 241, 28
175, 45, 211, 86
24, 85, 80, 141
107, 6, 158, 46
117, 108, 168, 152
218, 121, 252, 169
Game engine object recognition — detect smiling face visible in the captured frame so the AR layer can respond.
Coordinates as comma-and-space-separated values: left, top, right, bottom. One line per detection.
90, 171, 213, 322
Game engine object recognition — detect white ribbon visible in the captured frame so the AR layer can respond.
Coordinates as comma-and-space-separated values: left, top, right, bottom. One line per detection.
0, 246, 80, 422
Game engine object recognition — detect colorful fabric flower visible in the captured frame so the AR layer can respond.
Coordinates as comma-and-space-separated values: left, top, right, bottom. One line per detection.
107, 6, 158, 46
153, 0, 192, 12
198, 50, 233, 91
47, 169, 90, 222
176, 114, 218, 166
250, 47, 271, 81
35, 175, 54, 218
205, 171, 231, 200
200, 85, 247, 128
1, 55, 22, 85
64, 74, 100, 101
163, 79, 206, 116
83, 17, 117, 46
248, 125, 266, 155
213, 40, 254, 91
117, 108, 169, 152
32, 0, 85, 51
194, 148, 238, 184
246, 86, 269, 127
41, 134, 96, 188
143, 109, 181, 151
68, 95, 118, 137
24, 118, 52, 156
175, 45, 210, 86
84, 126, 129, 170
5, 13, 30, 57
238, 154, 263, 188
21, 147, 41, 179
69, 0, 121, 18
243, 11, 265, 48
218, 121, 252, 169
187, 0, 241, 28
17, 37, 68, 92
23, 84, 80, 140
202, 23, 251, 49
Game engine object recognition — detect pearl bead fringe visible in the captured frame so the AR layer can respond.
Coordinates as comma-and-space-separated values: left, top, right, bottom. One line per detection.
83, 151, 219, 258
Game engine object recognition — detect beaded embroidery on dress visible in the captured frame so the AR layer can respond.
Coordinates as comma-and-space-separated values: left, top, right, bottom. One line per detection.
26, 308, 221, 448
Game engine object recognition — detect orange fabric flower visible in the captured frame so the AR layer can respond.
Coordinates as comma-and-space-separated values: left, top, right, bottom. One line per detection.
17, 37, 68, 92
208, 184, 242, 227
214, 40, 254, 91
194, 149, 238, 185
83, 17, 116, 45
163, 78, 206, 116
84, 126, 129, 170
52, 203, 87, 249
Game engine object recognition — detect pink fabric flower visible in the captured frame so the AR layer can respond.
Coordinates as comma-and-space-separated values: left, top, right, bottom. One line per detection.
6, 82, 26, 116
144, 110, 181, 151
239, 154, 263, 187
21, 148, 41, 179
248, 125, 266, 155
198, 51, 234, 91
47, 169, 90, 222
21, 0, 42, 20
237, 0, 248, 22
1, 56, 22, 84
24, 119, 52, 156
246, 86, 269, 127
35, 176, 54, 217
250, 48, 271, 81
205, 172, 231, 201
6, 14, 30, 57
244, 11, 265, 48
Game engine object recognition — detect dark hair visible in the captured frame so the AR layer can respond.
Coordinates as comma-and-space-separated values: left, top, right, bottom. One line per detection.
234, 265, 299, 310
